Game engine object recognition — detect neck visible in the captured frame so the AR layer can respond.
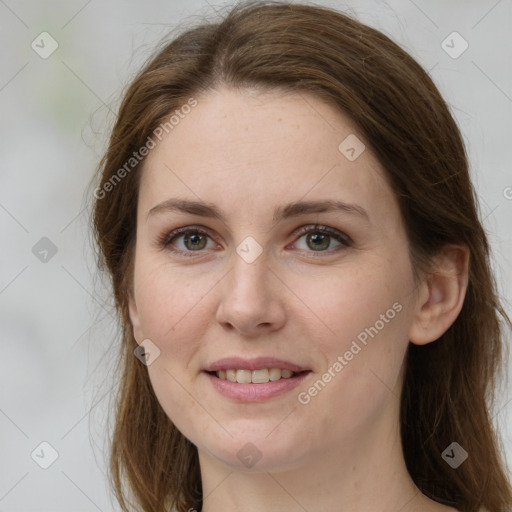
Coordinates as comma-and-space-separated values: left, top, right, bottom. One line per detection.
197, 401, 430, 512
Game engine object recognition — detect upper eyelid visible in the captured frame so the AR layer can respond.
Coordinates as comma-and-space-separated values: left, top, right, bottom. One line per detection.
294, 224, 352, 243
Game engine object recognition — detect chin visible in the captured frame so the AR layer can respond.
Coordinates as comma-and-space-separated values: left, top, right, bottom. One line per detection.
197, 429, 309, 473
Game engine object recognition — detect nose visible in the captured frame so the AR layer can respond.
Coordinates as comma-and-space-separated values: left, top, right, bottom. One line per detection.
215, 251, 287, 337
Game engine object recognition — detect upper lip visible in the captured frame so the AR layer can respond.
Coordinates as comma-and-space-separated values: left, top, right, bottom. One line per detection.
205, 357, 309, 373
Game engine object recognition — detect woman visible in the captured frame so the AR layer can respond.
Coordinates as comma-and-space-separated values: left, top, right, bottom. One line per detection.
92, 2, 512, 511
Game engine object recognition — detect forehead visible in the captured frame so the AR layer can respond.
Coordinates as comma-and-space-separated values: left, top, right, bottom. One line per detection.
138, 87, 396, 224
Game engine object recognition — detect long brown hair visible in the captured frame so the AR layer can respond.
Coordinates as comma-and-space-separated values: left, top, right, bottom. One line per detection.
92, 2, 512, 511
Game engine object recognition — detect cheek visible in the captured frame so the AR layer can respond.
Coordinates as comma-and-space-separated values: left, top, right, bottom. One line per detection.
133, 255, 220, 342
133, 259, 218, 433
294, 257, 412, 407
296, 257, 410, 348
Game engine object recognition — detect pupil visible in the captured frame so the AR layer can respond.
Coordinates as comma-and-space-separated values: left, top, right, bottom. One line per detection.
186, 233, 206, 250
308, 233, 329, 251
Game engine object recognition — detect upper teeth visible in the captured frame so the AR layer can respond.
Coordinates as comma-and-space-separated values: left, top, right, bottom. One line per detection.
216, 368, 295, 383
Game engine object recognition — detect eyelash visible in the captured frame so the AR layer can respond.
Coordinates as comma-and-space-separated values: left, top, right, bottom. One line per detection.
157, 224, 352, 258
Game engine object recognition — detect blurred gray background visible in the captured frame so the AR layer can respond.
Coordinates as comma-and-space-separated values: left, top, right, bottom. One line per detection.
1, 0, 511, 510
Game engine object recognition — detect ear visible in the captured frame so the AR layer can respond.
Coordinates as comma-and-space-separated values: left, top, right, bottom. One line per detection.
409, 244, 469, 345
128, 290, 144, 344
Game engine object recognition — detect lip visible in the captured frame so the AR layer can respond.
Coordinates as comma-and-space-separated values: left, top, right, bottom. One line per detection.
204, 357, 309, 373
205, 370, 310, 402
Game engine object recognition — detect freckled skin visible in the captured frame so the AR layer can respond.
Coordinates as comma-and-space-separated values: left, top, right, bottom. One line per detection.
128, 87, 460, 512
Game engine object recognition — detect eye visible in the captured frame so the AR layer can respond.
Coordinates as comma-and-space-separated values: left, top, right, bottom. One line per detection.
158, 224, 351, 257
159, 226, 218, 255
290, 225, 351, 253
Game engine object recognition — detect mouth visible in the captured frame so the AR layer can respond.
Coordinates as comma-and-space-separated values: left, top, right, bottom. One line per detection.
207, 368, 309, 383
203, 357, 311, 401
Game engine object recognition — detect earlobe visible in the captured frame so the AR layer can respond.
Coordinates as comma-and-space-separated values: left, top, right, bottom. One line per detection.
128, 292, 144, 343
409, 244, 470, 346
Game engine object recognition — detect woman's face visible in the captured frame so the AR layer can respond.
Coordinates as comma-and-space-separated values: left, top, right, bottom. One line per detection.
129, 87, 421, 471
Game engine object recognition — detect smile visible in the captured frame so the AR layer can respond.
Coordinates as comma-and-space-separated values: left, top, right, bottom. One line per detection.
214, 368, 298, 383
205, 370, 310, 401
203, 357, 311, 401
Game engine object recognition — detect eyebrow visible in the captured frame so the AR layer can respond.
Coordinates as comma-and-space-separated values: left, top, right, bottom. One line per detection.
147, 198, 370, 223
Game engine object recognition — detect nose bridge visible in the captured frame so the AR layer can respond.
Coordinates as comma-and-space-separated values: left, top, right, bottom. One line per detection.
228, 245, 271, 302
215, 242, 286, 334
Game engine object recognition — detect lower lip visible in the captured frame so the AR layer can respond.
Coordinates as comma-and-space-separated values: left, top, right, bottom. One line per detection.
205, 371, 310, 402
